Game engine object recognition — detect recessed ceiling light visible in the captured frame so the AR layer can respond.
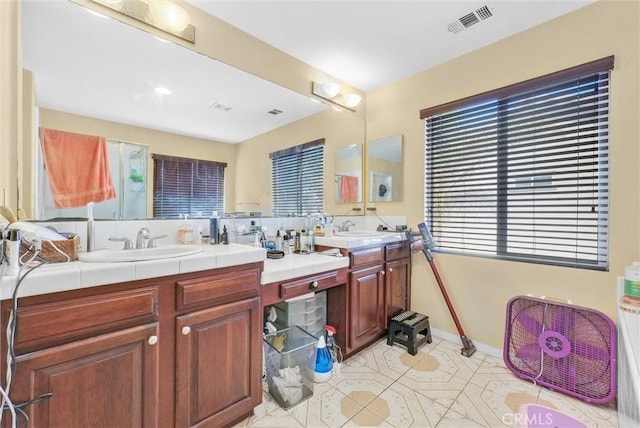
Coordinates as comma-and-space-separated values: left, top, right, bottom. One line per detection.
155, 87, 172, 95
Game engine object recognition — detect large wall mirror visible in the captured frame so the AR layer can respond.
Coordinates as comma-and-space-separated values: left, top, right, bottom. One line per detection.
335, 144, 363, 204
22, 0, 344, 220
366, 134, 403, 202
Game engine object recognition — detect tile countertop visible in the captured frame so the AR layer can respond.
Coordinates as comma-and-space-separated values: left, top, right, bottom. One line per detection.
0, 243, 351, 300
314, 230, 406, 248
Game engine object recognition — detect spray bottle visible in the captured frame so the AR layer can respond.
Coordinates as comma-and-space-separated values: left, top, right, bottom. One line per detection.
313, 335, 333, 383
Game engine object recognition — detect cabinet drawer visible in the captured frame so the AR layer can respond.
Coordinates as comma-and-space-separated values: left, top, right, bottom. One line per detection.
14, 287, 159, 352
349, 247, 384, 268
385, 241, 409, 261
176, 269, 260, 310
279, 271, 342, 300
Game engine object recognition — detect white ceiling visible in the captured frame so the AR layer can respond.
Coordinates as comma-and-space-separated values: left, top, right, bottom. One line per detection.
188, 0, 597, 92
23, 0, 597, 144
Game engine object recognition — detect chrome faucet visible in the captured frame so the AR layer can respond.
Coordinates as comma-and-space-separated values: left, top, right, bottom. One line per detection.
109, 237, 133, 250
147, 234, 168, 248
136, 227, 150, 249
341, 220, 355, 232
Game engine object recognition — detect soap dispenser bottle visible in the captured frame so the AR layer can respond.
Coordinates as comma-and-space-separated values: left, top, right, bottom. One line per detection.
178, 218, 194, 244
221, 225, 229, 244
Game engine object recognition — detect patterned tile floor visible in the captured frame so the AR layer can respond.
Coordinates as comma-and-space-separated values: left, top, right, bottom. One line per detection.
235, 335, 619, 427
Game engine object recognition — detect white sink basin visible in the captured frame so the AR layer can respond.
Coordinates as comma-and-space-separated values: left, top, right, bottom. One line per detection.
78, 245, 203, 262
334, 230, 385, 237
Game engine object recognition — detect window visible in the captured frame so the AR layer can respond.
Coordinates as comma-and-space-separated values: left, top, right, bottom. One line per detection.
421, 56, 614, 270
152, 154, 226, 218
271, 139, 324, 216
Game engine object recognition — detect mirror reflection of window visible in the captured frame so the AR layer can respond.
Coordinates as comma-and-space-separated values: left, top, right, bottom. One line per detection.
366, 134, 403, 202
38, 140, 148, 220
335, 144, 362, 203
271, 139, 325, 216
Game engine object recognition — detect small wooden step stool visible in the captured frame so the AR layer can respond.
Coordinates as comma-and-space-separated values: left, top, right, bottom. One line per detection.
387, 311, 432, 355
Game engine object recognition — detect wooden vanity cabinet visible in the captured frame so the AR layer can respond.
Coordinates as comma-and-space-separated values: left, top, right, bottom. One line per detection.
0, 283, 162, 428
384, 241, 411, 326
1, 262, 263, 428
316, 240, 411, 357
174, 268, 262, 428
347, 247, 386, 353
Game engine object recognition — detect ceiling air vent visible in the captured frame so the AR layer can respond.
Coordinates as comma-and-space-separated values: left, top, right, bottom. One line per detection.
267, 109, 284, 115
209, 101, 232, 112
448, 5, 493, 34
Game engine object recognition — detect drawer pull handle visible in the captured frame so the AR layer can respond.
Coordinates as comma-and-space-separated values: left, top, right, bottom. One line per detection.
148, 335, 158, 345
309, 281, 319, 290
181, 326, 191, 336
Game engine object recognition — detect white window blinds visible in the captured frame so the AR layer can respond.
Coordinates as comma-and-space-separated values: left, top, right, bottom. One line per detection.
421, 56, 614, 270
271, 139, 325, 216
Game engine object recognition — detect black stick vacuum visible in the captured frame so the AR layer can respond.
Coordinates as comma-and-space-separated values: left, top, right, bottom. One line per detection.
406, 222, 476, 357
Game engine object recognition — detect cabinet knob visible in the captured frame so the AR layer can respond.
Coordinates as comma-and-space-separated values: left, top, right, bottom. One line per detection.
181, 326, 191, 336
389, 268, 394, 272
309, 281, 318, 290
381, 270, 386, 276
147, 335, 158, 345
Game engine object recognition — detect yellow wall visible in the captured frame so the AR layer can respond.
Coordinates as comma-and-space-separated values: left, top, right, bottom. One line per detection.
235, 108, 364, 215
366, 0, 640, 348
0, 1, 21, 212
4, 0, 639, 350
39, 109, 238, 217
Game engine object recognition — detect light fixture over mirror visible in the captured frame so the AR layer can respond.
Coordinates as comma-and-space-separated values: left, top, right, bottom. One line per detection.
312, 81, 362, 111
91, 0, 195, 43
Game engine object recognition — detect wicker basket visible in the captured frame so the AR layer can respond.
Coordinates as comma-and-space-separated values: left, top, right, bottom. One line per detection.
20, 235, 79, 263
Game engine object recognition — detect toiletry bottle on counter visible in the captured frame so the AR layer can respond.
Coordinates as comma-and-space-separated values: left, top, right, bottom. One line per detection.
623, 262, 640, 307
221, 225, 229, 244
209, 216, 219, 245
293, 231, 300, 253
300, 229, 308, 253
308, 229, 315, 253
6, 229, 21, 275
177, 222, 194, 244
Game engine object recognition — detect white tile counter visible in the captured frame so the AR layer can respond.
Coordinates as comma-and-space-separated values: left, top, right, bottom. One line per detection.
0, 244, 350, 300
261, 252, 349, 284
314, 231, 405, 249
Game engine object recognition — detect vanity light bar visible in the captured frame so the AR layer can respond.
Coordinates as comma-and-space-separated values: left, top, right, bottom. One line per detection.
88, 0, 196, 44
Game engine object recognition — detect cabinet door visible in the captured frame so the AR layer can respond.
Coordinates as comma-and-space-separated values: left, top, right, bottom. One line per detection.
349, 265, 385, 351
385, 258, 410, 326
175, 297, 261, 428
6, 323, 159, 428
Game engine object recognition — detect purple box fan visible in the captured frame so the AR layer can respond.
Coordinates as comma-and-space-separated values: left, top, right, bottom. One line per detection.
504, 295, 616, 404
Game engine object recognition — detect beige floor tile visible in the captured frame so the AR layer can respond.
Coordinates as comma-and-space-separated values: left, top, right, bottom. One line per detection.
436, 407, 486, 427
241, 336, 618, 427
333, 371, 396, 406
537, 388, 618, 427
285, 385, 365, 427
344, 408, 396, 427
342, 341, 421, 381
446, 382, 512, 427
368, 379, 447, 427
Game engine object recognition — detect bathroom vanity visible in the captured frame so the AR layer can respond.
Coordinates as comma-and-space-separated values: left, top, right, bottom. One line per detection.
0, 232, 409, 427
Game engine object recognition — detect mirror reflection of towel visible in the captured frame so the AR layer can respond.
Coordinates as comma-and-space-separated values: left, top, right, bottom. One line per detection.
340, 176, 358, 203
40, 128, 116, 209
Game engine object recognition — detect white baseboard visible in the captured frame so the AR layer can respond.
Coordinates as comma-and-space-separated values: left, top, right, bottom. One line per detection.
430, 327, 502, 359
